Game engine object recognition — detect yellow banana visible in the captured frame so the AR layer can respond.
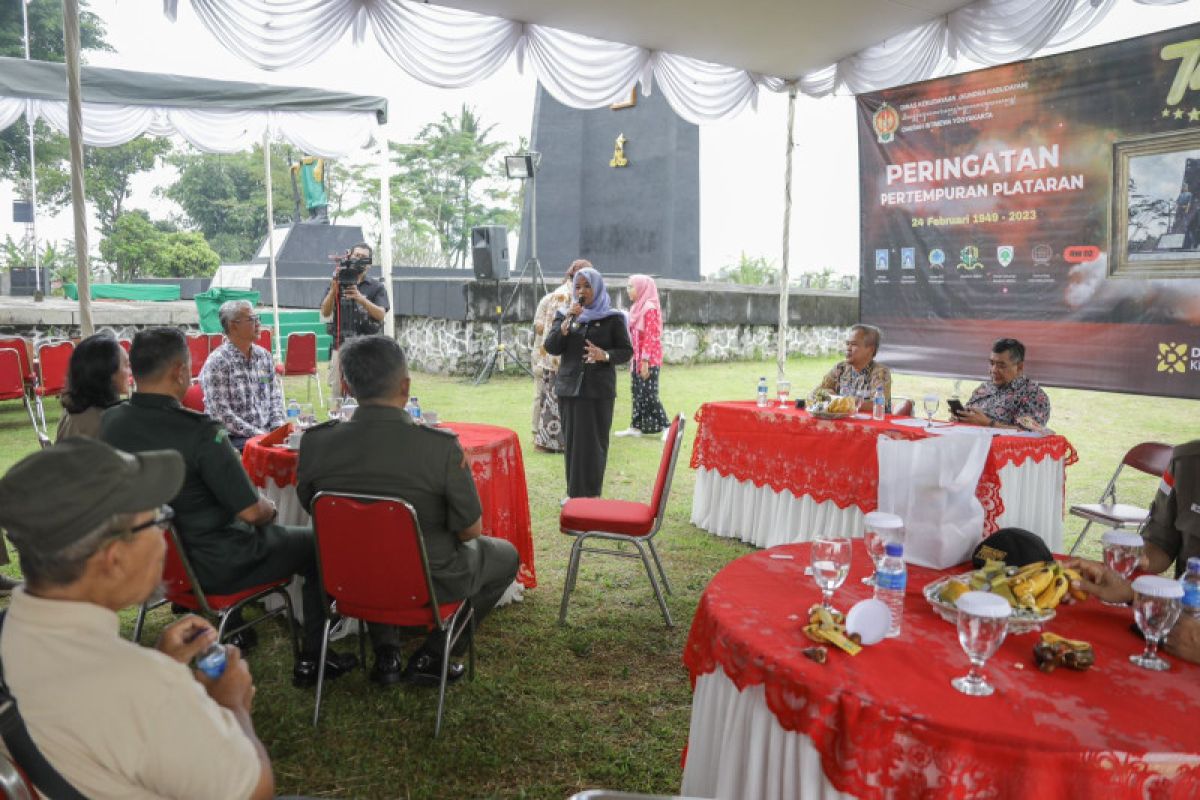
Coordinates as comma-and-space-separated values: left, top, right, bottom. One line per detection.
1011, 566, 1054, 601
1062, 568, 1089, 601
1036, 574, 1069, 610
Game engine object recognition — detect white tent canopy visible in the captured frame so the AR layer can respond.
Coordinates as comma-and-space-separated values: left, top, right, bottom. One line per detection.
0, 56, 389, 346
164, 0, 1187, 124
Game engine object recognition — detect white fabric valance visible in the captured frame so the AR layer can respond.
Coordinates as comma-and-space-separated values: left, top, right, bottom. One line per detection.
164, 0, 1192, 122
0, 97, 376, 156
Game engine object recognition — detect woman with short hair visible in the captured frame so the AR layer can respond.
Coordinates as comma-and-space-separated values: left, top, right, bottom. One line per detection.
55, 332, 131, 442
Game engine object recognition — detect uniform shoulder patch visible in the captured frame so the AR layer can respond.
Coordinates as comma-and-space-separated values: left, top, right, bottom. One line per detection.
1173, 440, 1200, 459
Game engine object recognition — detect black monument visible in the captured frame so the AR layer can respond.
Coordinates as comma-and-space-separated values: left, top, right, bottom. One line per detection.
515, 86, 700, 281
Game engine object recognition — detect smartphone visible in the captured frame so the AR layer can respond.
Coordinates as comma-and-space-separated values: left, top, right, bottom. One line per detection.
947, 398, 966, 417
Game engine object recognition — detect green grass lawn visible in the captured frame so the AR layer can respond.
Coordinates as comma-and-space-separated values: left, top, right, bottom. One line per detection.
0, 357, 1197, 799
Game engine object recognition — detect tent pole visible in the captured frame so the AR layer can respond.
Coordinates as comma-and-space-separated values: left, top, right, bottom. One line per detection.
62, 0, 92, 334
776, 83, 797, 383
379, 130, 394, 338
263, 131, 282, 367
21, 1, 41, 302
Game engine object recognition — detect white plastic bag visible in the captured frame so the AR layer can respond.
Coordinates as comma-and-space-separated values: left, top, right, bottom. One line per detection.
876, 433, 990, 569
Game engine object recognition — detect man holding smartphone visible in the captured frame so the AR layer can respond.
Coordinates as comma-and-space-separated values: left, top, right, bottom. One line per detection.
954, 338, 1050, 429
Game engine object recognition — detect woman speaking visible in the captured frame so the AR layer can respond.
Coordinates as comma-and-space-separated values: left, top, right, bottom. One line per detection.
544, 266, 632, 498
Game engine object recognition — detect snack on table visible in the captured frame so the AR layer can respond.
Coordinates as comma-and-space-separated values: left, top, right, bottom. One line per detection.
804, 606, 863, 656
1033, 632, 1095, 673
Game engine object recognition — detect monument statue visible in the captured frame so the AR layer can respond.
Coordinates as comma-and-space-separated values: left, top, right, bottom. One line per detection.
289, 155, 330, 224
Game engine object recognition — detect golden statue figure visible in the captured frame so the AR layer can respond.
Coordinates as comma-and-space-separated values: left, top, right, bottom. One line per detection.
610, 133, 629, 168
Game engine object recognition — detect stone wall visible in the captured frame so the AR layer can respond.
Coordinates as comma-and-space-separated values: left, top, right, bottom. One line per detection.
396, 317, 848, 376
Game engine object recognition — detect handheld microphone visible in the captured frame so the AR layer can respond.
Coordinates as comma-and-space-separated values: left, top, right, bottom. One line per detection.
563, 297, 579, 330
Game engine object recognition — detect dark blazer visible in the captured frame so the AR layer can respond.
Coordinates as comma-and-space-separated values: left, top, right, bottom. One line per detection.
544, 312, 633, 399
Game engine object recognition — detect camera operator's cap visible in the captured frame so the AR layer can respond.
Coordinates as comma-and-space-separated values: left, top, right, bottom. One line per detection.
0, 438, 184, 558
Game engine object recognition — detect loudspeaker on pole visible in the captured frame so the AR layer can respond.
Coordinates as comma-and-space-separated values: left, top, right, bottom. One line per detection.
471, 225, 510, 280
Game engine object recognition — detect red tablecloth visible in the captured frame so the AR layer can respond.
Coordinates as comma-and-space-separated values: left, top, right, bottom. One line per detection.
689, 401, 1078, 534
683, 541, 1200, 798
242, 421, 536, 588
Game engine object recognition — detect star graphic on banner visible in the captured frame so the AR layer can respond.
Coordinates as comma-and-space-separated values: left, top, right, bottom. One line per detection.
1164, 107, 1174, 118
1190, 108, 1200, 122
1176, 108, 1186, 119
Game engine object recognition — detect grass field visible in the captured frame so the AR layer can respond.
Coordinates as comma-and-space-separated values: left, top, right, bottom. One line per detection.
0, 356, 1197, 799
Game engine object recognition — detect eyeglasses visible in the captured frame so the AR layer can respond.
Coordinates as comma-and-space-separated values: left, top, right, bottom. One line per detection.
129, 506, 175, 534
234, 315, 261, 326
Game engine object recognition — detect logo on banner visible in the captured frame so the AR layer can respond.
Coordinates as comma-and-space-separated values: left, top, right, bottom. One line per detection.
1158, 342, 1190, 374
901, 248, 915, 269
929, 249, 946, 268
958, 245, 983, 271
997, 246, 1014, 267
873, 103, 899, 144
1032, 244, 1052, 267
875, 249, 889, 270
1064, 245, 1101, 263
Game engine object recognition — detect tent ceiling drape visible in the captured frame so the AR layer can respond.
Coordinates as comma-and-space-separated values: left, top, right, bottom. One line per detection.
0, 56, 385, 156
163, 0, 1191, 124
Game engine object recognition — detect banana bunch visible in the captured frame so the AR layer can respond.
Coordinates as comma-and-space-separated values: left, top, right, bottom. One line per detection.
803, 606, 862, 656
826, 395, 856, 414
939, 560, 1087, 613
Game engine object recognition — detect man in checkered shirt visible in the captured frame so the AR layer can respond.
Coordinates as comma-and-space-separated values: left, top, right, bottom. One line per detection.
200, 300, 285, 450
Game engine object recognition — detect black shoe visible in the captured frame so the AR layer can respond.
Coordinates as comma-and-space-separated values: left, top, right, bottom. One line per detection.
292, 650, 359, 688
225, 628, 258, 656
403, 649, 465, 687
370, 646, 407, 687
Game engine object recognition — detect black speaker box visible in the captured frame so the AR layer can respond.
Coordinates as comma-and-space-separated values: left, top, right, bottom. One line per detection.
471, 226, 510, 280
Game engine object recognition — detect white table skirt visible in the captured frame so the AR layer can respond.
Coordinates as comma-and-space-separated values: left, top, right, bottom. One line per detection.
690, 456, 1065, 552
681, 666, 854, 800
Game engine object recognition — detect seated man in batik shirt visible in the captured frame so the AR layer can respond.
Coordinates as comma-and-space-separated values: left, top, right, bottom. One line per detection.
200, 300, 285, 450
813, 324, 892, 410
955, 337, 1051, 430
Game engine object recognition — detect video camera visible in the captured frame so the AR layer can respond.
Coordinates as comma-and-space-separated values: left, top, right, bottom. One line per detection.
336, 252, 371, 287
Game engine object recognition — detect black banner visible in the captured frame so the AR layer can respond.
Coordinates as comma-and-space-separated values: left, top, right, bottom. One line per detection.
858, 22, 1200, 399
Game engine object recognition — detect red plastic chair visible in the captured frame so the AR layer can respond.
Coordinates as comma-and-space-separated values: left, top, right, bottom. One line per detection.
132, 526, 300, 658
182, 382, 206, 412
33, 340, 74, 433
0, 350, 42, 448
0, 337, 35, 390
186, 333, 210, 379
275, 332, 322, 405
207, 333, 225, 354
558, 414, 685, 628
256, 327, 272, 356
1068, 442, 1175, 555
117, 339, 132, 353
310, 492, 475, 735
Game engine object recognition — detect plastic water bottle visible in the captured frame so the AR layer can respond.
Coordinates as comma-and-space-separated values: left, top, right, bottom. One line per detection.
874, 542, 907, 637
407, 396, 422, 422
872, 386, 885, 421
195, 643, 227, 679
1183, 558, 1200, 619
756, 377, 769, 408
286, 399, 300, 426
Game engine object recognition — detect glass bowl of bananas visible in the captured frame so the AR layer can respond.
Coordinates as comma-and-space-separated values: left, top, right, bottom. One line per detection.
924, 560, 1086, 634
809, 390, 855, 419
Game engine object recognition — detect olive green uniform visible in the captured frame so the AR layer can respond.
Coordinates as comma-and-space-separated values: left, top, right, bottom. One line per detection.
99, 393, 327, 650
296, 405, 519, 652
1143, 440, 1200, 578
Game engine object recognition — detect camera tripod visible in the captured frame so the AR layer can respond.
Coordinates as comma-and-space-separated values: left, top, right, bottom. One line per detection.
472, 255, 549, 385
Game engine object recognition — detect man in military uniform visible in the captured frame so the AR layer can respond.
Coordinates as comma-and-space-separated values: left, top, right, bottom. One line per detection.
1068, 440, 1200, 664
99, 327, 357, 686
296, 336, 519, 687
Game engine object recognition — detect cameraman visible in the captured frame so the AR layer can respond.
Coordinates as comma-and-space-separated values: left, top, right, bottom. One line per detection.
320, 242, 390, 398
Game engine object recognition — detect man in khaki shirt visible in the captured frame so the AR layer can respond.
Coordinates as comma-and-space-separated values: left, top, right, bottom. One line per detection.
0, 439, 274, 800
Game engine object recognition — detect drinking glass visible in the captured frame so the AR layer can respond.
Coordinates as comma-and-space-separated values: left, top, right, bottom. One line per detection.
922, 394, 939, 427
777, 380, 791, 408
298, 403, 316, 429
1101, 530, 1143, 606
811, 536, 852, 611
861, 511, 904, 586
340, 397, 358, 421
852, 386, 871, 419
951, 591, 1011, 697
1130, 576, 1183, 671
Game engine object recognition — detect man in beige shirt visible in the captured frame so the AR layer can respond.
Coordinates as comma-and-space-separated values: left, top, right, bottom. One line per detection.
0, 438, 274, 800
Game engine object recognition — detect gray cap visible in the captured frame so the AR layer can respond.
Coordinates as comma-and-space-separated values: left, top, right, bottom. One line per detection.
0, 438, 184, 557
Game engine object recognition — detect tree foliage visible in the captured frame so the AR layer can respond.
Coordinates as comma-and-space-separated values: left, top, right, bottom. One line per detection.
391, 105, 519, 268
98, 211, 219, 282
164, 145, 295, 262
716, 252, 780, 285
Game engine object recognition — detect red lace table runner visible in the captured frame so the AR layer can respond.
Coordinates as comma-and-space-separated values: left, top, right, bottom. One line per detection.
242, 421, 537, 588
689, 401, 1077, 533
683, 542, 1200, 798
